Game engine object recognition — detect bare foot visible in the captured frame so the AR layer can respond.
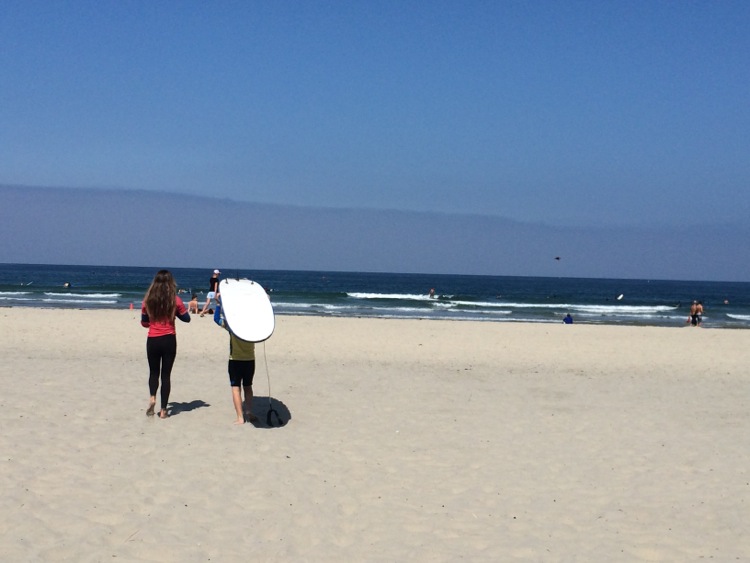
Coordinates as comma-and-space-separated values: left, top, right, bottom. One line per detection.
159, 409, 168, 419
233, 418, 245, 425
146, 399, 156, 417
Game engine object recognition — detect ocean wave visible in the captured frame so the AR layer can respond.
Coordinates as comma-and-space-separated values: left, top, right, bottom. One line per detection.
44, 292, 122, 298
439, 301, 677, 315
271, 301, 317, 308
41, 298, 119, 304
575, 312, 685, 321
570, 304, 677, 313
347, 292, 679, 314
0, 291, 31, 297
564, 306, 678, 317
444, 308, 512, 316
726, 314, 750, 321
348, 292, 437, 301
441, 300, 516, 308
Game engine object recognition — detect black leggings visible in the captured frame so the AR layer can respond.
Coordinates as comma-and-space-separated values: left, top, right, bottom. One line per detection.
147, 334, 177, 409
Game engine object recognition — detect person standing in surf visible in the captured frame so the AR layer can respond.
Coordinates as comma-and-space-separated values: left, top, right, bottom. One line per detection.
200, 269, 221, 317
688, 300, 704, 327
141, 270, 191, 419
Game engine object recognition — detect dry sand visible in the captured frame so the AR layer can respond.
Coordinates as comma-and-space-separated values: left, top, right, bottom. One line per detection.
0, 308, 748, 562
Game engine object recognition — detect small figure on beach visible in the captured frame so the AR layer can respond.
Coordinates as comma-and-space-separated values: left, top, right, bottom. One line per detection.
563, 313, 573, 324
688, 300, 703, 327
213, 294, 258, 425
187, 293, 199, 314
141, 270, 191, 419
200, 269, 221, 317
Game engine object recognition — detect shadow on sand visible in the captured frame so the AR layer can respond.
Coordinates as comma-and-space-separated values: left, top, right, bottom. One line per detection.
167, 399, 211, 417
247, 396, 291, 429
161, 397, 289, 427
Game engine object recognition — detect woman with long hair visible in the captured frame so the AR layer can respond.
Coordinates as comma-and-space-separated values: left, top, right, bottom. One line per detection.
141, 270, 191, 418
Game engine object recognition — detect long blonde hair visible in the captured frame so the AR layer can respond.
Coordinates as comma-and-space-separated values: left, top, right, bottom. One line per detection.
144, 270, 177, 322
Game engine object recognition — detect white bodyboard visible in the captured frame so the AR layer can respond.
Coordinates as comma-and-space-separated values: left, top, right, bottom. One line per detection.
218, 278, 275, 342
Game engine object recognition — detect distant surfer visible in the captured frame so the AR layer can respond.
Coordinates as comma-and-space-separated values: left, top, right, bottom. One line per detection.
200, 269, 221, 317
63, 281, 71, 288
429, 288, 436, 299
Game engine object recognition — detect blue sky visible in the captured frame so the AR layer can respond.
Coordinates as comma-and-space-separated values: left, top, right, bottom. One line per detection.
2, 0, 748, 230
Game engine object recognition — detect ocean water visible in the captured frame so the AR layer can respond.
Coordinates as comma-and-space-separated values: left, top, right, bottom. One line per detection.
1, 263, 749, 329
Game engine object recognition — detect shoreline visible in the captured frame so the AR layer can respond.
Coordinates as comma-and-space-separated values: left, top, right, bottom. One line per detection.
1, 308, 747, 560
1, 303, 747, 331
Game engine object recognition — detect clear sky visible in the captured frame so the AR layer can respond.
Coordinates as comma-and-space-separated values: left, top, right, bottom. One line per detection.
1, 0, 749, 229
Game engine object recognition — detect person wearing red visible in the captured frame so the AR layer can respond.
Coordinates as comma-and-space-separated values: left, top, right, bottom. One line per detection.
141, 270, 191, 419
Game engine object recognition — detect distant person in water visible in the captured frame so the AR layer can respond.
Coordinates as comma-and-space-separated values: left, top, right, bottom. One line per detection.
688, 301, 703, 326
563, 313, 573, 324
141, 270, 191, 419
200, 269, 221, 316
429, 288, 436, 298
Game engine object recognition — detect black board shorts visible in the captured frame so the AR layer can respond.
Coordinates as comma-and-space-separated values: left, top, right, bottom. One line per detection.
228, 359, 255, 387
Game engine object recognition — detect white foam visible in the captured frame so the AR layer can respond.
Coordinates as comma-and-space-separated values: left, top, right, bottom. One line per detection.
348, 292, 435, 301
41, 298, 119, 305
44, 292, 122, 298
727, 314, 750, 321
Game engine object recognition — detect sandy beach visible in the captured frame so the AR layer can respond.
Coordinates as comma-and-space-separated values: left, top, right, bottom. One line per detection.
0, 308, 747, 561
